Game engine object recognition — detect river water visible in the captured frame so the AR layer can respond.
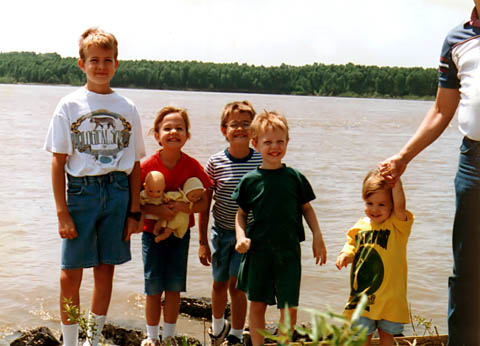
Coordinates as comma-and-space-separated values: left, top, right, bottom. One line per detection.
0, 84, 459, 343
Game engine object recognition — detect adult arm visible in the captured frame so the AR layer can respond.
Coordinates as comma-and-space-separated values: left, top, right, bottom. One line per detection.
198, 189, 213, 266
52, 153, 77, 239
380, 87, 460, 183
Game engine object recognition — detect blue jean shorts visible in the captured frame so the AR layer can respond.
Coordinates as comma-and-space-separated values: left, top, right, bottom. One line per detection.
63, 172, 131, 269
211, 225, 243, 282
356, 316, 404, 336
142, 230, 190, 295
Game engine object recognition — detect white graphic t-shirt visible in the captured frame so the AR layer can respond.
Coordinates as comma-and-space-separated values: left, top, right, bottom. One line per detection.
44, 87, 145, 176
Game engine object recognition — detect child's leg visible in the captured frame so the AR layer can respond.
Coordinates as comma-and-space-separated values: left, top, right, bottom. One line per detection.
146, 294, 163, 326
279, 306, 297, 332
163, 291, 180, 338
90, 264, 115, 315
163, 291, 180, 323
211, 280, 229, 333
60, 268, 83, 323
229, 277, 247, 334
60, 268, 83, 346
378, 329, 394, 346
84, 264, 114, 346
249, 301, 267, 346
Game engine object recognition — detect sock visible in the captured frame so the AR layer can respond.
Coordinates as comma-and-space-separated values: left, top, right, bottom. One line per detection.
162, 322, 176, 338
230, 328, 244, 340
85, 312, 106, 346
146, 324, 160, 340
61, 323, 79, 346
212, 316, 225, 336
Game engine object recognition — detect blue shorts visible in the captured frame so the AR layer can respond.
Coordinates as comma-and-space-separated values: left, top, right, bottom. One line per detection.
211, 225, 243, 282
142, 230, 190, 295
356, 317, 404, 336
62, 172, 131, 269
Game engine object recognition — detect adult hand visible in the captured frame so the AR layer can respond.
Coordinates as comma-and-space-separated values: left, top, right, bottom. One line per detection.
379, 154, 407, 185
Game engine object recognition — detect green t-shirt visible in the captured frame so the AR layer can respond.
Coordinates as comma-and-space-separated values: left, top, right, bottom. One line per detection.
232, 165, 315, 251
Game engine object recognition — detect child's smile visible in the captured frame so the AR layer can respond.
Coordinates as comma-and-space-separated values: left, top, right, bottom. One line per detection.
364, 189, 392, 224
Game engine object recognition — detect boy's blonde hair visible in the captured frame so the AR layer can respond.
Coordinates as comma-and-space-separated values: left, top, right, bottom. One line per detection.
220, 101, 256, 127
362, 169, 391, 200
79, 27, 118, 61
151, 106, 191, 142
250, 110, 289, 141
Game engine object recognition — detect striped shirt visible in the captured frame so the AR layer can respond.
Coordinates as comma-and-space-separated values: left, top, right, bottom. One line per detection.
206, 148, 262, 231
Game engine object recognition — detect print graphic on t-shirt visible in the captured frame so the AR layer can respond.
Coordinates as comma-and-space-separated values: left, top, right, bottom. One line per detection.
345, 229, 391, 311
70, 109, 132, 164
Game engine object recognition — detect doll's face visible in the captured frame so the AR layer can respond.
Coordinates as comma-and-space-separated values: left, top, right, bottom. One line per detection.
144, 176, 165, 198
186, 189, 203, 202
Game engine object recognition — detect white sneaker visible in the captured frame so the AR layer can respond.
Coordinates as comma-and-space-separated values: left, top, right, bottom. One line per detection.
208, 320, 231, 346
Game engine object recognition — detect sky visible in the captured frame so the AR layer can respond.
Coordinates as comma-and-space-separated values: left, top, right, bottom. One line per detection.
1, 0, 474, 68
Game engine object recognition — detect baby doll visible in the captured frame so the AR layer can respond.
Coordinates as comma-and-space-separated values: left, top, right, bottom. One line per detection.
139, 170, 166, 237
158, 177, 205, 242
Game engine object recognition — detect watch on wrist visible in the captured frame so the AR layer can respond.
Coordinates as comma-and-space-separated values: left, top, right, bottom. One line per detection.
127, 211, 142, 221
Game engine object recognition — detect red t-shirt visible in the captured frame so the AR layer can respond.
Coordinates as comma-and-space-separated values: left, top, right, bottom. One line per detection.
140, 150, 213, 232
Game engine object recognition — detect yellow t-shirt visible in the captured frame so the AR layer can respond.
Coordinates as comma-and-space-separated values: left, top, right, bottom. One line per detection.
341, 210, 414, 323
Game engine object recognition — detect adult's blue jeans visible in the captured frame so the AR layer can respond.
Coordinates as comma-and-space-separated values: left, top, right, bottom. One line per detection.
448, 137, 480, 346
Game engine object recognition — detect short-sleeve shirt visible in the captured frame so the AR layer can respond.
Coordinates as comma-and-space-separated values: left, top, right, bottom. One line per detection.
232, 165, 315, 251
140, 150, 213, 232
44, 87, 146, 176
341, 211, 414, 324
205, 148, 262, 231
438, 8, 480, 140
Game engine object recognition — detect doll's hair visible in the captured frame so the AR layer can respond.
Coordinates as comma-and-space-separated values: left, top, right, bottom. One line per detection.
250, 110, 289, 141
79, 27, 118, 61
362, 169, 392, 200
150, 106, 191, 142
220, 101, 256, 127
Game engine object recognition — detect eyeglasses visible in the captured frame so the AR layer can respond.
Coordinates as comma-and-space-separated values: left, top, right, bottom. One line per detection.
226, 121, 251, 130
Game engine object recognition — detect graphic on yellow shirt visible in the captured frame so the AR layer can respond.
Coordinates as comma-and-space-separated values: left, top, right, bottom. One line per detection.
346, 229, 391, 311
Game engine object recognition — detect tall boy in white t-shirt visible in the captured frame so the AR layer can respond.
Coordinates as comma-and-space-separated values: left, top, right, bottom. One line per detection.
44, 27, 145, 346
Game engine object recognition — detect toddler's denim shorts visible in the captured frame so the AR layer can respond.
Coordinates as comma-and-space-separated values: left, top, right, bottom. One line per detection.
211, 224, 243, 282
356, 316, 404, 336
142, 229, 190, 295
62, 172, 131, 269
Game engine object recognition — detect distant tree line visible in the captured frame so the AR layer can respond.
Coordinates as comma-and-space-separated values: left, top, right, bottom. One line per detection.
0, 51, 438, 99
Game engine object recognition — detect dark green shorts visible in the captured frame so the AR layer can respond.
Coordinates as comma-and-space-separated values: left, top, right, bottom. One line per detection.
236, 245, 301, 308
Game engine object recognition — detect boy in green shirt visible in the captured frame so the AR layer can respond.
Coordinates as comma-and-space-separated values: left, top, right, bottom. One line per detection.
233, 110, 327, 346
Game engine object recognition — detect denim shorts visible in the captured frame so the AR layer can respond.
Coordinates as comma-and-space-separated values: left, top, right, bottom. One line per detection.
62, 172, 131, 269
142, 230, 190, 295
211, 225, 243, 282
356, 316, 404, 336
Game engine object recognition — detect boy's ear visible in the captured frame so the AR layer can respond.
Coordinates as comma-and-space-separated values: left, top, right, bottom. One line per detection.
220, 125, 227, 137
251, 138, 257, 148
77, 59, 85, 71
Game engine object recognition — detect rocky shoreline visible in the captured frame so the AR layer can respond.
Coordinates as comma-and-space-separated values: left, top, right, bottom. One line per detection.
8, 297, 228, 346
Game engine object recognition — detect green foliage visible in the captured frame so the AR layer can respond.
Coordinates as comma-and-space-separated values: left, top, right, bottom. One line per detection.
62, 298, 104, 346
0, 51, 437, 99
260, 294, 369, 345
